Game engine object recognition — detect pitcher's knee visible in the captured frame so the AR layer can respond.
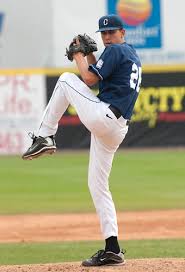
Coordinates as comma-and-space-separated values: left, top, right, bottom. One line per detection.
59, 72, 78, 82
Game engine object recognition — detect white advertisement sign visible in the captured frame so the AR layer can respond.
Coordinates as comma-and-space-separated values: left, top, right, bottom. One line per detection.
0, 75, 46, 154
53, 0, 185, 66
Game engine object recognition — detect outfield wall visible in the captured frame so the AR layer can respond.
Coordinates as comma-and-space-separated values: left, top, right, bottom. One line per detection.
0, 66, 185, 154
46, 67, 185, 149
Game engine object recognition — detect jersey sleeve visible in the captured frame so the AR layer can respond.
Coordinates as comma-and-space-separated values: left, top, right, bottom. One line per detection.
88, 45, 121, 80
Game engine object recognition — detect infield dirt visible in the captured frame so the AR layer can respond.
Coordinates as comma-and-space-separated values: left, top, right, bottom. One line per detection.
0, 209, 184, 272
0, 210, 184, 242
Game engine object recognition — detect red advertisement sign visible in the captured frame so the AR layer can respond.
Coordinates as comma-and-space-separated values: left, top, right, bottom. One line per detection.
0, 75, 46, 154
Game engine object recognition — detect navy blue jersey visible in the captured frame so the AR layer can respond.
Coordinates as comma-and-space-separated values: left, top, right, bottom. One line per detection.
89, 42, 142, 120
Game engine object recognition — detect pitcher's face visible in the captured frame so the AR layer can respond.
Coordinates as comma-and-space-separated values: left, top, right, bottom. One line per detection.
101, 29, 125, 46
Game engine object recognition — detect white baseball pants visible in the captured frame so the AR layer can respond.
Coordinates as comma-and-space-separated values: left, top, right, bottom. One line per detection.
37, 72, 128, 239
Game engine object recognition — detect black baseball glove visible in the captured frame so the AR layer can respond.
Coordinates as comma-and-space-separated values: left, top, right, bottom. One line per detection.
65, 34, 97, 62
78, 34, 98, 55
65, 40, 86, 62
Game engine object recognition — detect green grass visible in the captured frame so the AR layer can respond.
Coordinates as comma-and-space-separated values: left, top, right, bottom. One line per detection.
0, 150, 185, 214
0, 239, 184, 265
0, 151, 184, 266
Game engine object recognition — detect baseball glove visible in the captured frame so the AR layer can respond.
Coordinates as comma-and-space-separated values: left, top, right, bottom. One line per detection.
78, 34, 98, 55
65, 40, 86, 62
65, 34, 97, 62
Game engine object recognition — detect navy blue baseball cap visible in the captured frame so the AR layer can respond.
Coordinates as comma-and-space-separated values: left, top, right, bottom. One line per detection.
96, 14, 124, 32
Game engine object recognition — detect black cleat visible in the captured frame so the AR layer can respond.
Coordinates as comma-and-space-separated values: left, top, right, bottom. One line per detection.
82, 249, 126, 267
22, 133, 56, 160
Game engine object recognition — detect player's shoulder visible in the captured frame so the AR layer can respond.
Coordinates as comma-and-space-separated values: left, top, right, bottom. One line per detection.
104, 44, 124, 56
121, 43, 140, 60
103, 43, 140, 63
106, 42, 135, 53
120, 42, 136, 53
107, 43, 123, 50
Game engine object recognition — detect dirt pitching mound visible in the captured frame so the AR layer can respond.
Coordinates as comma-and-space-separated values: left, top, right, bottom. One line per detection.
0, 259, 184, 272
0, 210, 184, 272
0, 210, 185, 242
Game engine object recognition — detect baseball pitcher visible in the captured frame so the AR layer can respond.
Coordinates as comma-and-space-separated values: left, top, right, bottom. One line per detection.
22, 14, 142, 266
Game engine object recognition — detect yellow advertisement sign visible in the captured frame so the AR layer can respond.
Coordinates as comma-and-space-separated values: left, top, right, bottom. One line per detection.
133, 86, 185, 127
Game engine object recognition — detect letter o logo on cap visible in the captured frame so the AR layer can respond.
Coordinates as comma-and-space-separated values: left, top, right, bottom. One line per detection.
103, 19, 108, 25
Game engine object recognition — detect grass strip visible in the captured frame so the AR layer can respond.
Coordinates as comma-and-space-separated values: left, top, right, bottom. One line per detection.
0, 151, 185, 214
0, 239, 184, 265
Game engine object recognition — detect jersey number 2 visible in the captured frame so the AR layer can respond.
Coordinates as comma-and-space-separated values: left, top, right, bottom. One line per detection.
130, 63, 142, 93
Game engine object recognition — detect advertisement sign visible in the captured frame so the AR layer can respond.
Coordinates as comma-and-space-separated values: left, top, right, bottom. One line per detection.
132, 86, 185, 128
0, 75, 46, 154
107, 0, 161, 48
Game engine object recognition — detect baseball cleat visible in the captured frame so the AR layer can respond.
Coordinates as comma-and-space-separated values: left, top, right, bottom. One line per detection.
22, 133, 56, 160
81, 249, 126, 267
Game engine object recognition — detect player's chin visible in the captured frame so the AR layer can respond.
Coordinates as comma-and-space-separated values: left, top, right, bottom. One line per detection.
104, 43, 112, 47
